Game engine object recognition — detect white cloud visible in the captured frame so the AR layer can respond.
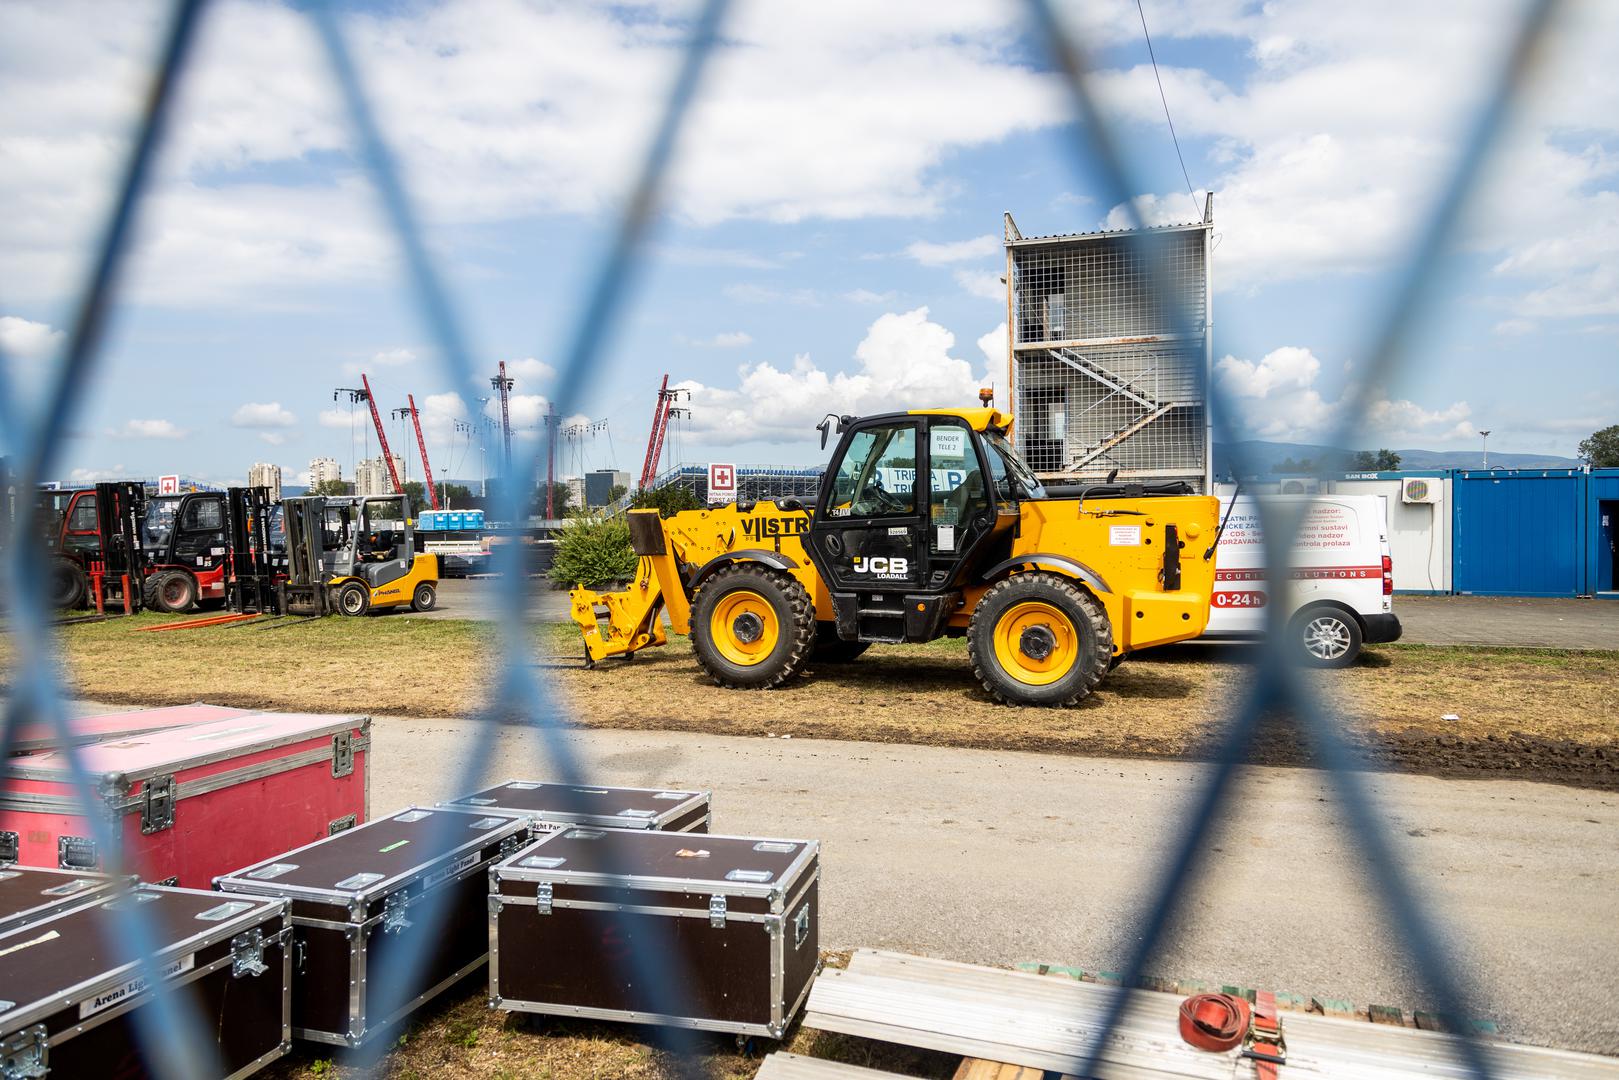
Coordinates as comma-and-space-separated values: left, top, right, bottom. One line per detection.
657, 246, 787, 270
976, 322, 1008, 373
1214, 344, 1476, 445
0, 0, 1068, 307
844, 288, 896, 305
953, 269, 1005, 302
370, 347, 416, 366
504, 357, 554, 390
231, 401, 297, 429
0, 315, 63, 361
904, 234, 1000, 266
258, 432, 289, 446
69, 465, 129, 484
724, 283, 820, 306
109, 418, 187, 440
691, 331, 752, 348
319, 407, 359, 429
1492, 318, 1536, 337
677, 307, 990, 445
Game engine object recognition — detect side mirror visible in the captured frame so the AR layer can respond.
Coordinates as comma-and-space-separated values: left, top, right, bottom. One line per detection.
817, 415, 835, 451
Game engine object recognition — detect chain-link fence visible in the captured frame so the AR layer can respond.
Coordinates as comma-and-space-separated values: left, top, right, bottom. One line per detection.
0, 0, 1567, 1077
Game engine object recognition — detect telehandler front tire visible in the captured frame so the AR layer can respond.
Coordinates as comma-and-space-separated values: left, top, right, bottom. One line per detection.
691, 564, 815, 690
967, 572, 1112, 707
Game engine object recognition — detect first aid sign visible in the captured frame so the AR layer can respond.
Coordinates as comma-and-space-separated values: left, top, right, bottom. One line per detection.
708, 463, 736, 505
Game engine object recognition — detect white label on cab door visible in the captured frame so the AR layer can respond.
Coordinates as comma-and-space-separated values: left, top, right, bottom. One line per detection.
1109, 525, 1141, 546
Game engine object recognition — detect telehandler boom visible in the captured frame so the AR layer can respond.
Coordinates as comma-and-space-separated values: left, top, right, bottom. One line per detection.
571, 407, 1220, 706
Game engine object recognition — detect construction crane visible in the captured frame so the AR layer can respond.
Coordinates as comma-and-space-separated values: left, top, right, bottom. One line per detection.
543, 402, 559, 518
392, 395, 441, 510
334, 374, 401, 493
638, 374, 690, 491
490, 361, 514, 474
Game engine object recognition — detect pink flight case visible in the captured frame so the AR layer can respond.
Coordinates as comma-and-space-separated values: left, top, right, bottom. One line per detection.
6, 703, 251, 756
0, 711, 369, 888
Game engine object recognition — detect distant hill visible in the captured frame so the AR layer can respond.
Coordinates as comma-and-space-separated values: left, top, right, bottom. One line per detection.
1215, 440, 1580, 476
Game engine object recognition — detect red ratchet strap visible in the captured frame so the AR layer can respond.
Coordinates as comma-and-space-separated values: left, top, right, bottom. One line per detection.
1243, 990, 1287, 1079
1178, 993, 1250, 1052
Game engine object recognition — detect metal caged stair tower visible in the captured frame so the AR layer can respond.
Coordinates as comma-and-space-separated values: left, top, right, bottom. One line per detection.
1005, 197, 1214, 491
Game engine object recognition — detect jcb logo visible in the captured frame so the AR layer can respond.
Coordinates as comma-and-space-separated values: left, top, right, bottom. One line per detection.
852, 556, 908, 575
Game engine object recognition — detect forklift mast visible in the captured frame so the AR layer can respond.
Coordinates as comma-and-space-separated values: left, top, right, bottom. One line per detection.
225, 487, 280, 614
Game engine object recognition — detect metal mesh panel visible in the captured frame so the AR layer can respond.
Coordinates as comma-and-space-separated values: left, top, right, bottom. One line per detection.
1010, 225, 1208, 487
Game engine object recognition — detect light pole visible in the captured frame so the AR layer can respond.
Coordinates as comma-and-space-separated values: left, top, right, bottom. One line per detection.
1478, 429, 1492, 469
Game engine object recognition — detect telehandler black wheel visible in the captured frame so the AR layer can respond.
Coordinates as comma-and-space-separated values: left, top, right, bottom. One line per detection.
411, 582, 437, 612
812, 623, 869, 663
967, 571, 1112, 707
49, 559, 87, 609
336, 581, 371, 617
149, 570, 197, 613
691, 563, 815, 690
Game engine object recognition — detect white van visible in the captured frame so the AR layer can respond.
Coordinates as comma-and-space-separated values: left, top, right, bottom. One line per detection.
1202, 494, 1402, 667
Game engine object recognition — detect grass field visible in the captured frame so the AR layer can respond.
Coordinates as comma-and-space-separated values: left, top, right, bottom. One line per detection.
11, 610, 1616, 788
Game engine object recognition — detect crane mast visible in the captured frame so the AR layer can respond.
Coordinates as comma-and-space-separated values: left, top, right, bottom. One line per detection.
360, 373, 403, 493
491, 361, 515, 474
406, 394, 440, 510
639, 374, 688, 491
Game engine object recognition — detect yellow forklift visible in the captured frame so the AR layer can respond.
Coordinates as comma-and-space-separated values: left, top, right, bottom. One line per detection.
279, 494, 438, 616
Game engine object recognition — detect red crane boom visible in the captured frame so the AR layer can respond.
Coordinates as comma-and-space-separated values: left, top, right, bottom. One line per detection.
639, 374, 673, 491
360, 372, 402, 493
406, 393, 440, 510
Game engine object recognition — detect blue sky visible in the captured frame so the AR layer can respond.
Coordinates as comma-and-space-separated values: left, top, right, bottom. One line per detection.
1, 0, 1615, 487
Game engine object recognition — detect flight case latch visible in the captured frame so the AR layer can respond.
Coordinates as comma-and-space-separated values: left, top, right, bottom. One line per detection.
230, 928, 268, 979
0, 831, 17, 865
382, 892, 413, 935
709, 895, 727, 928
140, 774, 176, 835
536, 882, 553, 915
331, 731, 355, 778
0, 1023, 47, 1080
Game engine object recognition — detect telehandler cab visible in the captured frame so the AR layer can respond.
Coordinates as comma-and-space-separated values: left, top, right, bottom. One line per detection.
278, 494, 439, 616
571, 406, 1221, 706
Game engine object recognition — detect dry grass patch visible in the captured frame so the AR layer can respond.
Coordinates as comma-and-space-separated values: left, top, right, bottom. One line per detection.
10, 614, 1616, 788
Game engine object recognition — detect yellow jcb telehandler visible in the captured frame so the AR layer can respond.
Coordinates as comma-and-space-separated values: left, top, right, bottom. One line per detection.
571, 406, 1220, 706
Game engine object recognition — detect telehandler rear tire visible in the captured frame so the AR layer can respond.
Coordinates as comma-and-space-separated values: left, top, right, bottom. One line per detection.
691, 564, 815, 690
967, 572, 1112, 707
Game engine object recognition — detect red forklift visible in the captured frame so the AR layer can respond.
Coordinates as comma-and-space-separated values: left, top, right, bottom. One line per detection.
38, 483, 148, 613
140, 487, 282, 613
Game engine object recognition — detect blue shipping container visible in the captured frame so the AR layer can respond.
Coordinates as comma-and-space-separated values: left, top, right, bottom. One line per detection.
1452, 470, 1586, 596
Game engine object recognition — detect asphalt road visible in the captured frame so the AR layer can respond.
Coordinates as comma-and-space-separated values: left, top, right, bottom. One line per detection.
366, 718, 1619, 1055
416, 579, 1619, 650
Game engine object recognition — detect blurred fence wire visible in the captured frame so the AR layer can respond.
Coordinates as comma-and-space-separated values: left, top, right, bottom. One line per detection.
0, 0, 1566, 1077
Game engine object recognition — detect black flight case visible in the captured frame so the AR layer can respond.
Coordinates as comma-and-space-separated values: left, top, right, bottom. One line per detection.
214, 805, 527, 1048
489, 827, 819, 1039
0, 884, 290, 1079
441, 779, 712, 837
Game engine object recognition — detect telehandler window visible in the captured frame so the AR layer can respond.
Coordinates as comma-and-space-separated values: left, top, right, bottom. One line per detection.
830, 424, 917, 518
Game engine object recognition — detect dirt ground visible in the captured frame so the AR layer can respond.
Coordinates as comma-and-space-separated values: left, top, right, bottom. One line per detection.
11, 612, 1618, 790
260, 955, 955, 1080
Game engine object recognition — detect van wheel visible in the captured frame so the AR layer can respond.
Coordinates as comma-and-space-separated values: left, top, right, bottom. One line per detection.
336, 582, 371, 617
1293, 605, 1362, 668
968, 572, 1112, 706
411, 582, 437, 612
